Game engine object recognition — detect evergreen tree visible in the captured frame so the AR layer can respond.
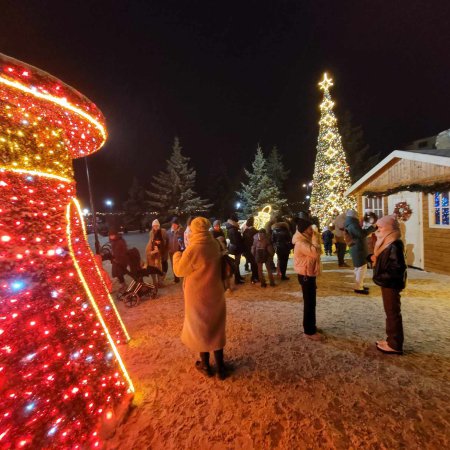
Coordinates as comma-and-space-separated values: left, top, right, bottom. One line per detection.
310, 73, 356, 228
123, 177, 148, 230
123, 177, 147, 215
266, 146, 290, 190
147, 137, 212, 216
340, 110, 380, 182
206, 157, 236, 220
237, 146, 287, 216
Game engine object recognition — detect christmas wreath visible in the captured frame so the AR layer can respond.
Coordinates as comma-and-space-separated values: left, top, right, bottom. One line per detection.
393, 201, 413, 221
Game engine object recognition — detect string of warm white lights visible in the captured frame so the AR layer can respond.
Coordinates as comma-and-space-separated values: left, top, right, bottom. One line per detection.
310, 73, 356, 228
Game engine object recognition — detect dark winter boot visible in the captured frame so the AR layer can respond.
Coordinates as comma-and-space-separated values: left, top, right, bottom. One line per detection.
195, 352, 214, 377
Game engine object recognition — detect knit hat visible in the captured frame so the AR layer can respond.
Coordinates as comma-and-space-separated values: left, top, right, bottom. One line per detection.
297, 218, 312, 233
229, 213, 239, 222
152, 219, 160, 228
346, 209, 357, 218
190, 217, 211, 234
171, 217, 179, 225
376, 214, 399, 231
213, 219, 221, 227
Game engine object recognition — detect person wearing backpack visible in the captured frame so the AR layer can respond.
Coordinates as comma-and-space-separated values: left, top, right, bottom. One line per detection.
225, 214, 245, 284
243, 217, 259, 284
251, 229, 275, 287
333, 211, 348, 267
344, 210, 376, 294
272, 216, 292, 280
371, 215, 407, 354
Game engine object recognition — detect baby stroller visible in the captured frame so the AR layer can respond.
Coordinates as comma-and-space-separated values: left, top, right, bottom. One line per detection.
118, 248, 162, 307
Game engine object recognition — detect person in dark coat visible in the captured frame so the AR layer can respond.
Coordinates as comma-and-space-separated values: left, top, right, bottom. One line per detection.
166, 217, 185, 283
271, 216, 292, 280
211, 219, 225, 239
344, 210, 376, 294
109, 230, 128, 292
251, 229, 275, 287
242, 217, 259, 283
370, 215, 407, 354
321, 226, 334, 256
225, 214, 245, 284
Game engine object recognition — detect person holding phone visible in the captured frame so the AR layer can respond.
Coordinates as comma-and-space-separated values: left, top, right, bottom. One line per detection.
292, 218, 322, 340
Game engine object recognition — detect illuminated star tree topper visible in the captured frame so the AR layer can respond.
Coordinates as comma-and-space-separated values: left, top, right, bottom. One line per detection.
310, 72, 356, 228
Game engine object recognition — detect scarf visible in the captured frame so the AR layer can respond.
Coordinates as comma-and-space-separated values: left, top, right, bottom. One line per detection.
373, 214, 401, 260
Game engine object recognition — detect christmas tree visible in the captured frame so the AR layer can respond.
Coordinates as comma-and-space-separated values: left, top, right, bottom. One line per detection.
267, 146, 290, 191
237, 146, 287, 217
148, 137, 212, 216
310, 73, 356, 228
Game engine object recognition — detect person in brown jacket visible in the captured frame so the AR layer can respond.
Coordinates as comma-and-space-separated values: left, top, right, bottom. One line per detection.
173, 217, 229, 380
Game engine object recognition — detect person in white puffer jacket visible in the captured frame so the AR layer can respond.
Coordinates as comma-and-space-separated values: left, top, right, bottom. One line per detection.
292, 218, 322, 341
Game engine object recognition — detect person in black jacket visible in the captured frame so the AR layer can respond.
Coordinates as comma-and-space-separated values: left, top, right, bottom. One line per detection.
370, 214, 407, 354
225, 214, 245, 284
243, 217, 259, 283
271, 216, 292, 280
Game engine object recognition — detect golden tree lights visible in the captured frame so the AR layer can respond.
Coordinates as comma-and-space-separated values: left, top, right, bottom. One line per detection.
0, 53, 133, 448
310, 73, 356, 228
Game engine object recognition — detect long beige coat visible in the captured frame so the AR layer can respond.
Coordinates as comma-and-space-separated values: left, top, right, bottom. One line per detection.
173, 231, 226, 352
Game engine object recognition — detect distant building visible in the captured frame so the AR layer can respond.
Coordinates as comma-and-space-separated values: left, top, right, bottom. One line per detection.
403, 135, 437, 150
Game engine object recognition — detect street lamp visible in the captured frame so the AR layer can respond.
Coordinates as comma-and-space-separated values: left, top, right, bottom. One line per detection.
84, 157, 100, 254
82, 208, 89, 216
105, 199, 113, 208
235, 202, 241, 210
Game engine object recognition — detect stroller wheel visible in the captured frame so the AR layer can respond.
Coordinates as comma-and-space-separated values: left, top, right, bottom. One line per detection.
124, 293, 139, 307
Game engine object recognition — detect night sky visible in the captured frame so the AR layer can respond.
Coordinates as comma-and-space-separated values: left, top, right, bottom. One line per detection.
2, 1, 450, 209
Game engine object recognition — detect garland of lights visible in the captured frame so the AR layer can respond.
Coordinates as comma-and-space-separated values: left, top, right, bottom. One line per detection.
310, 73, 356, 228
0, 53, 133, 448
363, 181, 450, 198
393, 201, 412, 221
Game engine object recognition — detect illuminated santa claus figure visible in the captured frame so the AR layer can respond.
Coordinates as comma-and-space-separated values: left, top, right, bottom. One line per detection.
0, 53, 133, 448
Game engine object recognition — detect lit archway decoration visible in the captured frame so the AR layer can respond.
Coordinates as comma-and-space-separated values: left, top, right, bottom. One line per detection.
0, 53, 133, 448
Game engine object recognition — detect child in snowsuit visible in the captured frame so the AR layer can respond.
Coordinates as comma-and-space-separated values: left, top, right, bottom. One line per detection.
251, 229, 275, 287
321, 226, 334, 256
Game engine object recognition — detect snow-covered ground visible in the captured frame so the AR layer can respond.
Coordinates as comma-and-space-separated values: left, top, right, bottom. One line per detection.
89, 233, 450, 449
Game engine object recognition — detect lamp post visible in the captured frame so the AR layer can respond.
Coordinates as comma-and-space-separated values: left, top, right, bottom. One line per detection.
84, 157, 100, 254
302, 181, 313, 206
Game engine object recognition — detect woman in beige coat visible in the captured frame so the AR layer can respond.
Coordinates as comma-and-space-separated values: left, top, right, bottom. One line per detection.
173, 217, 228, 379
292, 217, 322, 340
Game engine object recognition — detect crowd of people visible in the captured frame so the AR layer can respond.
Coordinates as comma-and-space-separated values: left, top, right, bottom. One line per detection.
107, 207, 407, 380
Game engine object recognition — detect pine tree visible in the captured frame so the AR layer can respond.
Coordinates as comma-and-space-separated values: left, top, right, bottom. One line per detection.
123, 177, 148, 229
206, 157, 236, 220
340, 110, 380, 182
147, 137, 212, 216
123, 177, 147, 215
266, 146, 290, 191
310, 73, 356, 228
237, 146, 287, 216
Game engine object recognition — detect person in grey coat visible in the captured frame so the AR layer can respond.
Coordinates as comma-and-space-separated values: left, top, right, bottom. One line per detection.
344, 209, 376, 294
166, 217, 185, 283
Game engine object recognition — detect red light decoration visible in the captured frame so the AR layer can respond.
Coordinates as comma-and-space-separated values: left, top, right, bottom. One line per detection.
0, 53, 133, 448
